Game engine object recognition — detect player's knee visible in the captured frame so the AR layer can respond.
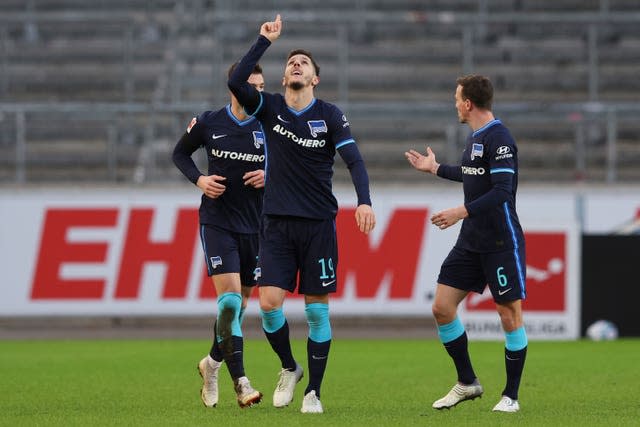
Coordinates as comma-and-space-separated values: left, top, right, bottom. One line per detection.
261, 307, 285, 333
217, 292, 242, 336
497, 305, 522, 331
259, 299, 278, 312
305, 303, 331, 342
500, 316, 521, 332
258, 287, 284, 312
432, 301, 455, 323
431, 303, 442, 319
218, 292, 242, 315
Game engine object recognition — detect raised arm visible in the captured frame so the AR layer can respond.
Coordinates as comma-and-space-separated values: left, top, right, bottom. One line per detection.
260, 14, 282, 42
228, 15, 282, 115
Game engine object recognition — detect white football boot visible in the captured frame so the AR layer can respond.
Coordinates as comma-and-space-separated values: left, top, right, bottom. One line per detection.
432, 381, 484, 409
492, 395, 520, 412
234, 376, 263, 408
197, 356, 221, 407
273, 363, 304, 407
301, 390, 323, 413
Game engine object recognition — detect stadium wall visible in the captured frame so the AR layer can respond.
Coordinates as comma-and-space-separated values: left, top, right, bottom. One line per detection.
1, 185, 638, 340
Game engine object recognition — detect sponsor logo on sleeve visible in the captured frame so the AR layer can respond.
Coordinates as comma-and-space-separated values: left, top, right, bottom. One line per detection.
495, 145, 513, 160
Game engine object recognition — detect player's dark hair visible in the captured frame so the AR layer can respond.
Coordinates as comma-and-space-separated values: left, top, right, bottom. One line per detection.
287, 49, 320, 76
456, 75, 493, 110
227, 62, 263, 79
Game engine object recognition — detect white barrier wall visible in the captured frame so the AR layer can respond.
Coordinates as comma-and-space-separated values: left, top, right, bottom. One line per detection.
1, 186, 638, 340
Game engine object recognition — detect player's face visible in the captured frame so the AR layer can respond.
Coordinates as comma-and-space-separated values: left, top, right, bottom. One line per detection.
248, 73, 265, 92
283, 54, 318, 90
455, 85, 470, 124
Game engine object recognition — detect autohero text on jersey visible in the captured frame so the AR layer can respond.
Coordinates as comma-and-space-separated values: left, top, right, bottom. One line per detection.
211, 149, 265, 162
272, 124, 326, 148
461, 166, 486, 175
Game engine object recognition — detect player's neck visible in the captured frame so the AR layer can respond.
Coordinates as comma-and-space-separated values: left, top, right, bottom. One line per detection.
229, 101, 248, 122
284, 87, 314, 112
468, 110, 495, 132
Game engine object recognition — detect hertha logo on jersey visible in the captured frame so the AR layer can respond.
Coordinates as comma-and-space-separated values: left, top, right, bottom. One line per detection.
308, 120, 328, 137
471, 143, 484, 160
253, 131, 265, 149
210, 256, 222, 269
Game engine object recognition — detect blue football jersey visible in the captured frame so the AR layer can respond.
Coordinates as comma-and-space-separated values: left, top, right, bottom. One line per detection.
455, 120, 525, 253
176, 105, 265, 233
252, 93, 353, 219
228, 35, 372, 220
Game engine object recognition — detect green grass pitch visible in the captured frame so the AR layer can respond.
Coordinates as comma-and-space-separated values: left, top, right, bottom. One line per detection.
1, 338, 639, 426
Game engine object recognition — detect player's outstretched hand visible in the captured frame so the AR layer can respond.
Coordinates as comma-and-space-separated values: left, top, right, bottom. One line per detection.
243, 169, 265, 189
197, 174, 226, 199
355, 204, 376, 234
260, 14, 282, 42
405, 146, 439, 174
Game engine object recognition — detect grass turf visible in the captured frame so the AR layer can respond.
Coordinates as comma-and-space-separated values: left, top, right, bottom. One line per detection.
1, 338, 639, 426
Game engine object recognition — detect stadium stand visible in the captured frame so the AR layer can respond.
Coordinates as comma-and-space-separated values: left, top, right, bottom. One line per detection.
0, 0, 639, 184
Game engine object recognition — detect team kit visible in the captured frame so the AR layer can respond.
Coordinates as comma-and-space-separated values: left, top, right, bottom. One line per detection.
173, 15, 527, 414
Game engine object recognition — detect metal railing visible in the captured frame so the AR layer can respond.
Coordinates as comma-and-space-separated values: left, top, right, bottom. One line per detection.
0, 3, 639, 184
1, 100, 637, 184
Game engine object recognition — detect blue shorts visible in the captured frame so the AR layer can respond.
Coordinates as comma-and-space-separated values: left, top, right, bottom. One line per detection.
199, 224, 259, 287
258, 215, 338, 295
437, 245, 526, 302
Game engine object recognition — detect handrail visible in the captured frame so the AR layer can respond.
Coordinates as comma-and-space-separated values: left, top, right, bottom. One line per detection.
1, 10, 640, 24
0, 12, 135, 24
2, 101, 640, 115
204, 10, 640, 24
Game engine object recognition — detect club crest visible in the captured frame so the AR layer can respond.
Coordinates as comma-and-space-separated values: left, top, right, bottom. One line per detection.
471, 143, 484, 160
210, 256, 222, 269
253, 131, 265, 149
308, 120, 328, 137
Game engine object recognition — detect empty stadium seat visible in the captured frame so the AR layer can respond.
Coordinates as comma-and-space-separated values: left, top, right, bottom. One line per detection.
0, 0, 638, 184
